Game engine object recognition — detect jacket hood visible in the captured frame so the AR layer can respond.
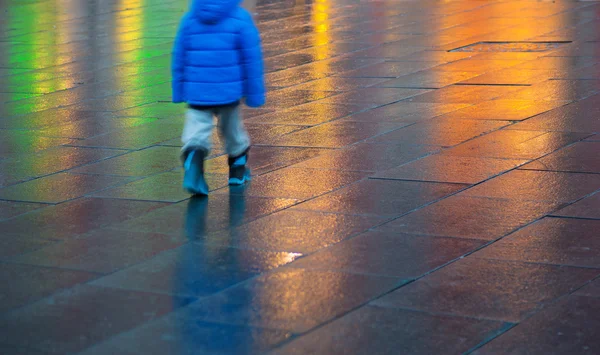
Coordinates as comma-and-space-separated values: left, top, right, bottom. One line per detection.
192, 0, 241, 23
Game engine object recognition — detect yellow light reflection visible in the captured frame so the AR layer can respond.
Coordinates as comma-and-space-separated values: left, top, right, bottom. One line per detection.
430, 1, 573, 167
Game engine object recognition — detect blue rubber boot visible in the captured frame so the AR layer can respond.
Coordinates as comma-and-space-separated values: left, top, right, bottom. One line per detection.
227, 148, 251, 186
182, 149, 209, 195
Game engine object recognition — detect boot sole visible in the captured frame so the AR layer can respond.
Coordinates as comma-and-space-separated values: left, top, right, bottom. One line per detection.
228, 174, 251, 186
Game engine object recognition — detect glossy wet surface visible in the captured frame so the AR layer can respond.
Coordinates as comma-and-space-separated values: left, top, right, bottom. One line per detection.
1, 0, 600, 354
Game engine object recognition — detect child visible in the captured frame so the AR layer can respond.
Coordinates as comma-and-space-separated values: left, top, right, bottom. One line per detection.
172, 0, 265, 195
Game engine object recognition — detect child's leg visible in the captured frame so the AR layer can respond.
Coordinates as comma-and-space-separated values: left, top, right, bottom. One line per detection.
181, 108, 214, 195
181, 108, 214, 154
217, 105, 250, 158
218, 105, 251, 185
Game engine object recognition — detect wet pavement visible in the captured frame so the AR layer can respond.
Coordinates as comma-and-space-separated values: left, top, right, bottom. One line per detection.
1, 0, 600, 354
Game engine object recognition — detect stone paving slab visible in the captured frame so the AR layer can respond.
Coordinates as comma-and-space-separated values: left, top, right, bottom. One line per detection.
1, 0, 600, 353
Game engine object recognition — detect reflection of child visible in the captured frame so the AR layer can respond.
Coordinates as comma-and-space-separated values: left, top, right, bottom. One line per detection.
171, 0, 265, 195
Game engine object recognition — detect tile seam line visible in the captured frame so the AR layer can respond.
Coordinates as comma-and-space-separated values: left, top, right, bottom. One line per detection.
0, 259, 105, 276
264, 226, 531, 353
0, 144, 178, 191
283, 132, 583, 230
547, 215, 600, 221
0, 175, 146, 205
0, 238, 197, 320
0, 156, 145, 189
465, 273, 600, 354
468, 256, 600, 271
367, 158, 539, 231
0, 185, 170, 223
518, 167, 600, 176
271, 206, 600, 352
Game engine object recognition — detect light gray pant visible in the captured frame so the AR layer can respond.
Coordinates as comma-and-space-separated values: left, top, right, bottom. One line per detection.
181, 105, 250, 157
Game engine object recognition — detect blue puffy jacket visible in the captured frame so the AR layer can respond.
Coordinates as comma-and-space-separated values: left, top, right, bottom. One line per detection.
171, 0, 265, 107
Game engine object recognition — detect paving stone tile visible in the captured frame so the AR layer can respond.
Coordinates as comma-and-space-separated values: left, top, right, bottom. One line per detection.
220, 167, 368, 200
0, 263, 96, 314
508, 96, 600, 133
74, 121, 181, 149
289, 77, 388, 92
245, 103, 362, 126
77, 314, 290, 355
0, 200, 45, 220
521, 142, 600, 173
347, 45, 426, 60
205, 210, 384, 254
115, 102, 187, 119
372, 257, 599, 322
375, 70, 481, 89
438, 99, 568, 121
69, 146, 181, 177
405, 85, 524, 103
336, 61, 439, 78
36, 117, 156, 139
0, 93, 42, 103
68, 95, 155, 112
0, 234, 54, 259
367, 118, 507, 147
433, 59, 524, 72
93, 170, 226, 202
444, 130, 590, 159
376, 195, 562, 240
512, 56, 598, 71
551, 191, 600, 219
473, 296, 600, 355
461, 170, 600, 203
242, 147, 326, 175
265, 67, 329, 88
270, 121, 404, 148
0, 131, 74, 159
0, 285, 192, 354
340, 101, 470, 123
318, 57, 387, 74
316, 88, 429, 106
501, 79, 600, 101
289, 230, 484, 278
272, 306, 509, 355
262, 89, 338, 109
109, 195, 297, 239
474, 217, 600, 268
0, 198, 167, 240
0, 109, 116, 130
246, 124, 312, 145
0, 173, 131, 204
176, 268, 399, 333
0, 146, 124, 188
0, 344, 51, 355
183, 147, 325, 176
575, 279, 600, 298
554, 63, 600, 80
395, 50, 473, 63
375, 154, 525, 184
10, 229, 186, 274
292, 143, 438, 172
292, 179, 465, 217
91, 243, 300, 297
459, 68, 560, 85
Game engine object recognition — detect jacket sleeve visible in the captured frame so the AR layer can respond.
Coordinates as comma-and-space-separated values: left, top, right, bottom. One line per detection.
171, 17, 187, 103
240, 18, 265, 107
